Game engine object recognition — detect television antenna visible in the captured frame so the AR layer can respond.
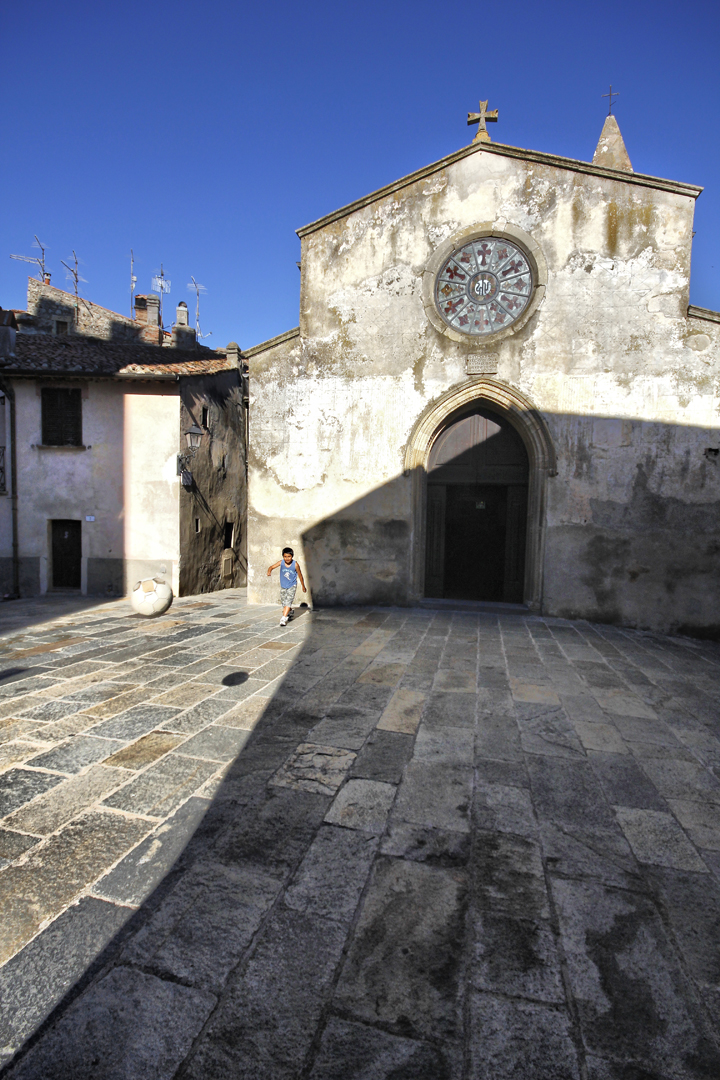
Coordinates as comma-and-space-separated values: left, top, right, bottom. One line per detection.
187, 277, 211, 340
151, 264, 171, 327
130, 250, 137, 317
61, 250, 88, 327
9, 235, 49, 281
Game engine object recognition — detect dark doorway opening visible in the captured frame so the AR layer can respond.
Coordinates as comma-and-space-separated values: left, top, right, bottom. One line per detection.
424, 406, 528, 603
51, 519, 81, 589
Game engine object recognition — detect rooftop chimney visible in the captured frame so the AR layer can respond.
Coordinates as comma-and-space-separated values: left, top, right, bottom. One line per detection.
172, 301, 196, 349
134, 295, 148, 324
226, 342, 241, 369
134, 294, 162, 344
145, 294, 160, 326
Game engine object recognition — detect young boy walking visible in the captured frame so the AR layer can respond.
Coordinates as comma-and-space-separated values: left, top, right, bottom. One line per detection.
267, 547, 307, 626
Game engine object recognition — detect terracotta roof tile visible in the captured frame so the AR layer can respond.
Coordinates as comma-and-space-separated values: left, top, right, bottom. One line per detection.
0, 335, 234, 378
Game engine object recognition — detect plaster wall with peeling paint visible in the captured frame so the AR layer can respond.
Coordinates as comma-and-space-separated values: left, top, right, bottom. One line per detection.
0, 382, 182, 598
247, 136, 720, 636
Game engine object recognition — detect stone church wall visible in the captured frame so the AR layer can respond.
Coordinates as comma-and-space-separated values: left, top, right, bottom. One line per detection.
247, 143, 720, 636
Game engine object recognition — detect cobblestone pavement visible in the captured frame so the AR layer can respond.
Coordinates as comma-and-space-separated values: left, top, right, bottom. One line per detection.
1, 592, 720, 1079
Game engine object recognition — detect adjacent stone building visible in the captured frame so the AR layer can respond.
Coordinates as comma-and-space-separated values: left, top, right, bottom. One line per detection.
18, 277, 166, 345
246, 114, 720, 636
0, 282, 247, 598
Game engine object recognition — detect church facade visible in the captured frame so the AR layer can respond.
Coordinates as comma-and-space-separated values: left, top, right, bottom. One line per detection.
246, 114, 720, 637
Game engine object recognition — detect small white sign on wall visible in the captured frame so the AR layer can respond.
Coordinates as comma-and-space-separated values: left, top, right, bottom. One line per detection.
85, 515, 95, 522
466, 354, 498, 375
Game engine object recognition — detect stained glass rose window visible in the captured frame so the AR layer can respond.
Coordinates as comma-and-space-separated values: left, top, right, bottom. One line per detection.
434, 236, 534, 337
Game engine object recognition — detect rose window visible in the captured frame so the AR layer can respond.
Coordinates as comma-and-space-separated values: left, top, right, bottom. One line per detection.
434, 236, 534, 337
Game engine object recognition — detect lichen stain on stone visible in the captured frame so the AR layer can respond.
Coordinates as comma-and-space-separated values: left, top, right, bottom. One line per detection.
606, 201, 620, 256
571, 435, 593, 482
627, 564, 650, 583
585, 906, 668, 1060
579, 533, 629, 622
413, 355, 425, 396
625, 334, 647, 354
672, 368, 715, 405
590, 463, 720, 534
571, 187, 588, 239
473, 832, 547, 923
605, 199, 655, 259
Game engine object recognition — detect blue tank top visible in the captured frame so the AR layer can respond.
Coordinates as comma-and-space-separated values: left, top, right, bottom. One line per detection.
279, 559, 297, 589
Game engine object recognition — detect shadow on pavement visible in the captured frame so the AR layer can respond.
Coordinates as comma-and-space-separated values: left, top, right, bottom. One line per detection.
1, 598, 720, 1079
0, 595, 127, 642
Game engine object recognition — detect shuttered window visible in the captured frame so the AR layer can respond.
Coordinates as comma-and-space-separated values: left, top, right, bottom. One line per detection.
41, 388, 82, 446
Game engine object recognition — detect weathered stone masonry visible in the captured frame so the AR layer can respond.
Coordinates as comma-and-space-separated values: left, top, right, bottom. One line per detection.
246, 123, 720, 636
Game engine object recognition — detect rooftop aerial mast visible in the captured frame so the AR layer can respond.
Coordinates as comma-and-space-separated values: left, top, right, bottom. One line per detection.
9, 236, 50, 281
187, 277, 211, 340
60, 250, 87, 328
151, 264, 171, 328
130, 250, 137, 318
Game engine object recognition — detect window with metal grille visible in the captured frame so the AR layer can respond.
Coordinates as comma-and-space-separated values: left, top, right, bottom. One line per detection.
41, 389, 82, 446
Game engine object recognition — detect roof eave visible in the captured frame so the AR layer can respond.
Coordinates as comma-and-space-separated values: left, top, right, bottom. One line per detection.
0, 369, 181, 381
115, 372, 180, 381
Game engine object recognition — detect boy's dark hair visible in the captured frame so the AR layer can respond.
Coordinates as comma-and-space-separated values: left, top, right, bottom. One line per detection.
282, 547, 294, 557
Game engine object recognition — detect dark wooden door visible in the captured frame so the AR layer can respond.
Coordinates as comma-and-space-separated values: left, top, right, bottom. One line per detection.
428, 407, 528, 486
424, 407, 530, 604
503, 485, 528, 603
51, 520, 81, 588
443, 485, 508, 601
425, 485, 446, 597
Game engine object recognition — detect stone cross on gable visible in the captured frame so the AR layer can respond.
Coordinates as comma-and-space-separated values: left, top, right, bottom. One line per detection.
467, 100, 498, 144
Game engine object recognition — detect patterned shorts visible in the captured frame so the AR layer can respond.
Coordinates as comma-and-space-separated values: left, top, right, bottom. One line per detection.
279, 585, 296, 607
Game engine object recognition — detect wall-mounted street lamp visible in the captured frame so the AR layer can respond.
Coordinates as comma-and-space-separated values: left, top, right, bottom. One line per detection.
177, 423, 204, 488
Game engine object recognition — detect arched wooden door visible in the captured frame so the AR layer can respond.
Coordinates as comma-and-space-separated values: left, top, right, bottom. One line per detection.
425, 406, 529, 602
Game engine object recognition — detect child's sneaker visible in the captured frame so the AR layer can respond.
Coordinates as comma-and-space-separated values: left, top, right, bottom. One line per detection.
280, 615, 288, 626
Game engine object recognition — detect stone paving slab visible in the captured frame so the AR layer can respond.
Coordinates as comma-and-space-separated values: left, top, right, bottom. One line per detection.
0, 593, 719, 1076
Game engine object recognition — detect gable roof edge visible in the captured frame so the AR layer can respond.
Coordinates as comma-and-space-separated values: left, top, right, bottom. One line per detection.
243, 327, 300, 358
296, 141, 704, 239
688, 304, 720, 324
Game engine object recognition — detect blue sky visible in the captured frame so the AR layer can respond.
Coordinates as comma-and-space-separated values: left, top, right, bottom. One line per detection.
2, 0, 719, 350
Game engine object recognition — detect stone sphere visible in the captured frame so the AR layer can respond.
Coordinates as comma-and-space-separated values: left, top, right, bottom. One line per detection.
131, 577, 173, 617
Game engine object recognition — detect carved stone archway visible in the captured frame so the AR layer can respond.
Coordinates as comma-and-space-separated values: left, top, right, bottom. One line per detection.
404, 379, 557, 610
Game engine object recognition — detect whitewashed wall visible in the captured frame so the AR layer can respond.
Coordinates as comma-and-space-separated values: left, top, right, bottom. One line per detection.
248, 142, 720, 634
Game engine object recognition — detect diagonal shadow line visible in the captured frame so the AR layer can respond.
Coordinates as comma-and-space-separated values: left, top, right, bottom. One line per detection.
0, 602, 416, 1076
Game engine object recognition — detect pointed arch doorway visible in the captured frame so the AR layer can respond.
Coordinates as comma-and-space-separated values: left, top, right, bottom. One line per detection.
425, 407, 528, 602
405, 380, 557, 611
